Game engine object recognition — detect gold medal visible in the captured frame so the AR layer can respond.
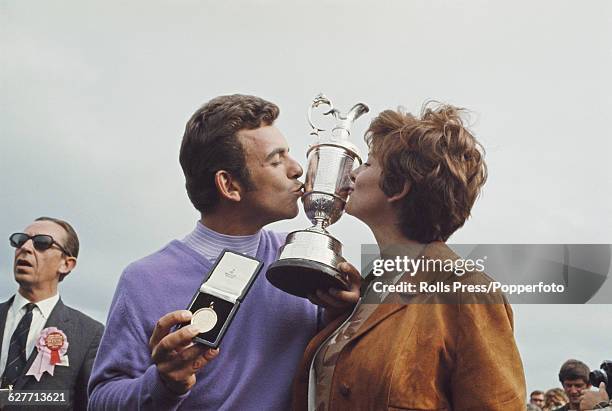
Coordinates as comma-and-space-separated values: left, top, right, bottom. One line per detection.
191, 302, 218, 333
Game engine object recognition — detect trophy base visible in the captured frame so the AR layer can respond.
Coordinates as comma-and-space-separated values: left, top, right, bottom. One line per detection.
266, 258, 349, 298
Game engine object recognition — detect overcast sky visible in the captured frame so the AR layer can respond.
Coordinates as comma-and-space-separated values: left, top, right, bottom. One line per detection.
1, 0, 611, 397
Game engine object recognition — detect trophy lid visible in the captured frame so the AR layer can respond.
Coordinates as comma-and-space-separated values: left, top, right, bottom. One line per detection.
307, 93, 368, 160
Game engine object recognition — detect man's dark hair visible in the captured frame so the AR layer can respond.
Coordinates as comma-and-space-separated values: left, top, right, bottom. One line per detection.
558, 359, 590, 384
530, 390, 544, 397
35, 216, 79, 281
179, 94, 280, 214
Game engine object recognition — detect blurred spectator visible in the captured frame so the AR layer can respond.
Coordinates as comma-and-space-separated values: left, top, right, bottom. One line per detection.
580, 382, 611, 410
530, 390, 546, 408
557, 359, 591, 410
543, 387, 569, 411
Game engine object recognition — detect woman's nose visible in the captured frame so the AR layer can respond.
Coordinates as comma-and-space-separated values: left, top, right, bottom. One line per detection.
349, 164, 363, 182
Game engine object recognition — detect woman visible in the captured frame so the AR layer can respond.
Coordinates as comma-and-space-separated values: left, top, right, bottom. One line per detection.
293, 103, 526, 410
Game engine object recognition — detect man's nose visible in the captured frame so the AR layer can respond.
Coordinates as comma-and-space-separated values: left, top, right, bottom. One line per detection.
18, 239, 35, 253
288, 156, 303, 179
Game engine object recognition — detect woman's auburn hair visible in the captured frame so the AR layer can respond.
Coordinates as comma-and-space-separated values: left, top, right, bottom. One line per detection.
366, 102, 487, 243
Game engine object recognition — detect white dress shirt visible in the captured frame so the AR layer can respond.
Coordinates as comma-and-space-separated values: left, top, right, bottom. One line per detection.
0, 292, 60, 376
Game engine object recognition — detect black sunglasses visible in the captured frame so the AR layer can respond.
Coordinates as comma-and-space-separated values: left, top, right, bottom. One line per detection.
9, 233, 72, 257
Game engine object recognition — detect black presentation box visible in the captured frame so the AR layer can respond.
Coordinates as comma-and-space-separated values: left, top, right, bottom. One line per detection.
184, 249, 263, 348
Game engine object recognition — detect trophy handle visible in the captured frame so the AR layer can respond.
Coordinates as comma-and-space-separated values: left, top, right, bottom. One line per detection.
308, 93, 370, 140
308, 93, 339, 135
346, 103, 369, 123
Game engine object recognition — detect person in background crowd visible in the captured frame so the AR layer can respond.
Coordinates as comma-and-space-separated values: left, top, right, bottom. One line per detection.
580, 382, 611, 410
530, 390, 546, 409
543, 387, 569, 411
556, 359, 591, 411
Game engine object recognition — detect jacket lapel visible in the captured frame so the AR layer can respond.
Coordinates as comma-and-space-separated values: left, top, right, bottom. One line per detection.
348, 242, 460, 343
0, 296, 15, 356
293, 242, 468, 410
348, 303, 407, 343
14, 298, 70, 389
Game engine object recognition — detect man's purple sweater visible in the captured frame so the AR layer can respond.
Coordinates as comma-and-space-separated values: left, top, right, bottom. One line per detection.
88, 230, 319, 410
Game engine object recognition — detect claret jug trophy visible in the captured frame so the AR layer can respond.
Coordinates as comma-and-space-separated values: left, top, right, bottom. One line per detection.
266, 93, 369, 297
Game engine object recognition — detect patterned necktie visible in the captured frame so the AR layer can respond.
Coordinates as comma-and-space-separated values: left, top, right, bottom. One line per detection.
1, 302, 37, 388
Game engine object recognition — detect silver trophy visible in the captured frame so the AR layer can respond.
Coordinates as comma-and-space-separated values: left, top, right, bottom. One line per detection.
266, 94, 369, 297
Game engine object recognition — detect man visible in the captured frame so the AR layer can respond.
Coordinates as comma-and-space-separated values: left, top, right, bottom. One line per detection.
556, 359, 592, 411
0, 217, 104, 410
88, 94, 358, 410
529, 390, 545, 409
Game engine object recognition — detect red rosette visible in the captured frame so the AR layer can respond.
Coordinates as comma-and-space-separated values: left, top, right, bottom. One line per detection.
44, 332, 65, 365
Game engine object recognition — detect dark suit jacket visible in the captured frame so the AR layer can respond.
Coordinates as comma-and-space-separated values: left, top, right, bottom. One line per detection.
0, 296, 104, 411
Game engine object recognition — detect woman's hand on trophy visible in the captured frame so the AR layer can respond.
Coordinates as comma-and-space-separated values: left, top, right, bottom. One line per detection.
308, 261, 361, 324
149, 310, 220, 395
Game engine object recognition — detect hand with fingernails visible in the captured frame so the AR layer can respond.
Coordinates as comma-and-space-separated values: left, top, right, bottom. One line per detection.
307, 262, 361, 324
149, 310, 219, 394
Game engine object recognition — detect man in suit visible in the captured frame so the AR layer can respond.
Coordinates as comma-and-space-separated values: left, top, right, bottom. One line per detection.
0, 217, 104, 410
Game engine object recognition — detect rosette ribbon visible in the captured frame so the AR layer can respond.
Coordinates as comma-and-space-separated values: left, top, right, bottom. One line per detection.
25, 327, 69, 381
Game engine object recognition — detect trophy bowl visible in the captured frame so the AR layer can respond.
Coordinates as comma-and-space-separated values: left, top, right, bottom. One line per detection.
266, 229, 347, 297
